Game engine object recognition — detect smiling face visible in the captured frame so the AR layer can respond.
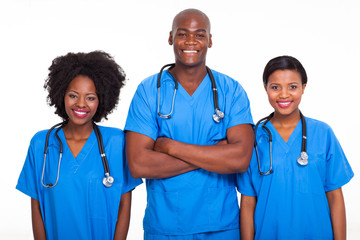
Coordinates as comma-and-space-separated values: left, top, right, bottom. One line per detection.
265, 70, 306, 118
64, 75, 99, 128
169, 10, 212, 68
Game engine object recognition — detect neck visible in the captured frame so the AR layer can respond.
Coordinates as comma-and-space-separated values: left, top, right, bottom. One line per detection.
171, 62, 207, 84
170, 63, 208, 95
63, 121, 94, 140
270, 110, 301, 128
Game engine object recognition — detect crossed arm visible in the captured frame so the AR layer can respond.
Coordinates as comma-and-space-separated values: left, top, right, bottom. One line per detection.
126, 124, 254, 179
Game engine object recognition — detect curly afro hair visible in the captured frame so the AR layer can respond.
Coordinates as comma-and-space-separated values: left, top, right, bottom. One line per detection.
44, 51, 126, 122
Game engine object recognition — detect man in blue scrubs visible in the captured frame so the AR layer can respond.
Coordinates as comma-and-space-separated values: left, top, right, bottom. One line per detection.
125, 8, 254, 239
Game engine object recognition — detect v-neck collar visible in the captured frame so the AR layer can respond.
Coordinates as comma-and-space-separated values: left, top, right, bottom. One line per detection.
58, 128, 97, 173
170, 72, 209, 106
265, 120, 302, 152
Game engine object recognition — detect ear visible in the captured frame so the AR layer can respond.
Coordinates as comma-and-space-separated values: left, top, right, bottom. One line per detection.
302, 83, 307, 94
208, 34, 213, 48
264, 84, 268, 91
168, 31, 173, 45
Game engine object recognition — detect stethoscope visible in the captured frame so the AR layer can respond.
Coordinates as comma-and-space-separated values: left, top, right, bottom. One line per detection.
41, 122, 114, 188
254, 111, 308, 176
157, 63, 224, 123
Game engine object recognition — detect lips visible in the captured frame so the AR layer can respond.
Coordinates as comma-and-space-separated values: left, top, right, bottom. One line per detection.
277, 101, 292, 108
72, 108, 89, 118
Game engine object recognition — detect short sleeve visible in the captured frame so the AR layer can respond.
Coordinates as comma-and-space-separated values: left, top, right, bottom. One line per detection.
227, 83, 254, 129
125, 83, 158, 141
324, 128, 354, 192
236, 159, 257, 197
121, 152, 142, 195
16, 137, 40, 200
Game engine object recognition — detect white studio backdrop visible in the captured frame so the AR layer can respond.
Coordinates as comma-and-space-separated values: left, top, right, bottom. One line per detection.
0, 0, 359, 239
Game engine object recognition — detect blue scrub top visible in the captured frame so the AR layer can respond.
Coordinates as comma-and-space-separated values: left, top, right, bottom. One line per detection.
237, 117, 354, 240
16, 126, 142, 240
125, 69, 253, 235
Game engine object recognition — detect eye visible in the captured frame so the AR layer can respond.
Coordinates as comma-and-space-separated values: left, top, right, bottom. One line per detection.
289, 85, 298, 89
196, 33, 205, 38
270, 85, 279, 90
68, 93, 77, 99
87, 96, 97, 101
177, 32, 186, 37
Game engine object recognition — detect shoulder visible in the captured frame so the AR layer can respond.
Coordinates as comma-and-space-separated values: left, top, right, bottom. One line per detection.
305, 117, 332, 132
210, 69, 239, 85
30, 129, 50, 145
138, 72, 159, 89
305, 116, 339, 142
209, 68, 246, 93
97, 125, 124, 136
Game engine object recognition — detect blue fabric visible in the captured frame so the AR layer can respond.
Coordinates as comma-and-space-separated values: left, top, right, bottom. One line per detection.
237, 117, 354, 240
16, 126, 142, 240
125, 69, 253, 235
144, 228, 239, 240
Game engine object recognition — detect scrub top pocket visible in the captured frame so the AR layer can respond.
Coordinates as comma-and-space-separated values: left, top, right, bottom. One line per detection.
88, 177, 122, 220
297, 156, 325, 195
144, 188, 179, 234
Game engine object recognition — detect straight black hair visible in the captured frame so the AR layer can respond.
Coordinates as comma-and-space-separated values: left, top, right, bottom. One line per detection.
263, 56, 307, 85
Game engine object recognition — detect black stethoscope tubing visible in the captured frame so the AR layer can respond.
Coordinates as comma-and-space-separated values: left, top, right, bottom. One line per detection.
255, 111, 308, 176
41, 122, 113, 188
157, 63, 224, 123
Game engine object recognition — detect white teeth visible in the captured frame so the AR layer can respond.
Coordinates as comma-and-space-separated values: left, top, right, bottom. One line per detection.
74, 111, 87, 115
183, 50, 197, 53
278, 102, 291, 106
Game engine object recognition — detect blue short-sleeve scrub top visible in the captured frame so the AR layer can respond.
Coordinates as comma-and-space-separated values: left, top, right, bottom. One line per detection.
125, 69, 253, 235
16, 126, 142, 240
237, 117, 354, 240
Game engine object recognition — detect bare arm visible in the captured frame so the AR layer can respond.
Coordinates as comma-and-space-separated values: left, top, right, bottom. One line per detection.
240, 194, 256, 240
154, 124, 254, 174
326, 188, 346, 240
126, 131, 198, 179
31, 198, 46, 240
113, 191, 132, 240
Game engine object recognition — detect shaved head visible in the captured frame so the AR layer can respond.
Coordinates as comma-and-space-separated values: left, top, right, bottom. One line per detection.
172, 9, 211, 33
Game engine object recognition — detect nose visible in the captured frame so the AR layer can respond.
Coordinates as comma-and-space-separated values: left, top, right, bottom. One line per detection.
185, 34, 196, 45
279, 88, 289, 99
75, 96, 87, 108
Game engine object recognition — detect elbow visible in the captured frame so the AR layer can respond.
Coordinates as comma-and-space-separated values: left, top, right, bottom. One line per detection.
128, 166, 142, 179
127, 159, 145, 179
228, 152, 253, 173
227, 161, 249, 174
127, 151, 147, 179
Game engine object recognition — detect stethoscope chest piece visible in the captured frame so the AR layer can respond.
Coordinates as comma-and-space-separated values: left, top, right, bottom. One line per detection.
103, 173, 114, 187
213, 108, 224, 123
297, 151, 309, 166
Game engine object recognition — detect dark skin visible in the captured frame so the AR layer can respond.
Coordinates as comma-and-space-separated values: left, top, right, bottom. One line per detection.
126, 9, 254, 179
32, 76, 132, 239
240, 70, 346, 239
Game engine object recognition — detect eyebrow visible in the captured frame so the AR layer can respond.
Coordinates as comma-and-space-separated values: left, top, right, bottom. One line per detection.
177, 28, 207, 32
67, 90, 97, 95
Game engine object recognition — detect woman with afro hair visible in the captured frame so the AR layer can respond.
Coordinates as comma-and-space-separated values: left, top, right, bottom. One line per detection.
16, 51, 142, 240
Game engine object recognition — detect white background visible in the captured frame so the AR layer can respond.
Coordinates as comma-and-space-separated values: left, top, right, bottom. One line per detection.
1, 0, 359, 239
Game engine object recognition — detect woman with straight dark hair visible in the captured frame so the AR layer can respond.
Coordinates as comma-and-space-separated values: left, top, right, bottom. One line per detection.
238, 55, 353, 239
